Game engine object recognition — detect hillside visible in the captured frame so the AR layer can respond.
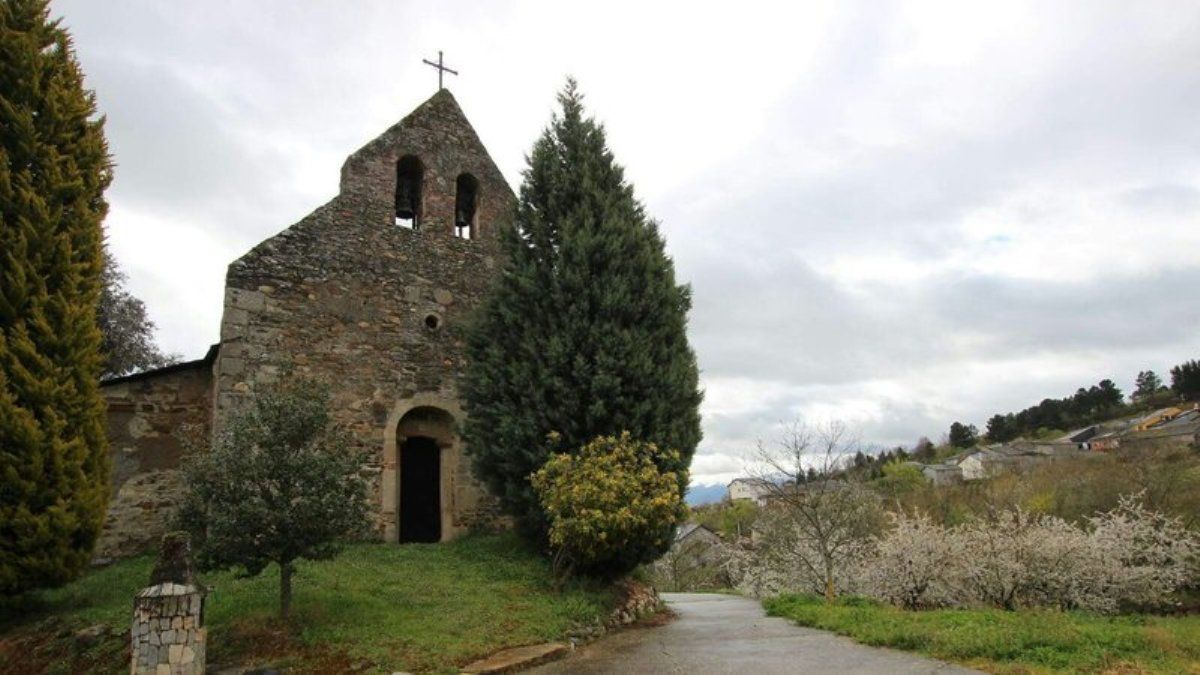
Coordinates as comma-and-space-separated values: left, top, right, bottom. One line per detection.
0, 534, 614, 674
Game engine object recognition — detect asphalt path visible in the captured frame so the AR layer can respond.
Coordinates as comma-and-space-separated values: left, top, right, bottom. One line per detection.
527, 592, 980, 674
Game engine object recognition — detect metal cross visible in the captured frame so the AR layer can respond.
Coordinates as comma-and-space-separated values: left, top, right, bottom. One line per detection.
422, 51, 458, 91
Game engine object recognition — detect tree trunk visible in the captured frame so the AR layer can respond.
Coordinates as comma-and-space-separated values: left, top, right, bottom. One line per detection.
280, 560, 294, 618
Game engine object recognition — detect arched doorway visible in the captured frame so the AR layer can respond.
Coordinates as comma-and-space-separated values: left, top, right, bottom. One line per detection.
399, 436, 440, 542
395, 406, 455, 543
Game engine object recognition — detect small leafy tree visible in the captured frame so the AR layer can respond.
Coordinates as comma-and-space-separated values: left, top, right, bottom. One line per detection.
531, 432, 687, 579
177, 379, 370, 617
879, 460, 925, 497
98, 248, 176, 378
717, 499, 760, 539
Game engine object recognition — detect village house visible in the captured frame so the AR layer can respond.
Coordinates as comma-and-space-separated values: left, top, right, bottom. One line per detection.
727, 477, 772, 505
921, 462, 963, 486
653, 522, 728, 591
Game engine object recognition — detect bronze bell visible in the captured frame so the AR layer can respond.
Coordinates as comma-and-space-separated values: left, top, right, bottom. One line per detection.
455, 185, 476, 229
396, 177, 419, 220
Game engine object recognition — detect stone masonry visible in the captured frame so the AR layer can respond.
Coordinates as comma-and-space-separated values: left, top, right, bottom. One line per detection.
97, 349, 215, 558
131, 533, 206, 675
130, 582, 206, 674
98, 89, 514, 554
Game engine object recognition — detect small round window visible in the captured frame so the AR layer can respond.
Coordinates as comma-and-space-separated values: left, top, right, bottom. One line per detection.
424, 314, 441, 331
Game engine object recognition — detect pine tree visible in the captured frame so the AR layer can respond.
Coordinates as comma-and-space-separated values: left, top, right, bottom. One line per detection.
463, 80, 702, 559
1134, 370, 1163, 400
0, 0, 111, 594
1170, 359, 1200, 400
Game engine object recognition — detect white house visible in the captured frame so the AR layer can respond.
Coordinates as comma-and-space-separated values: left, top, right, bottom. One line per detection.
727, 477, 772, 505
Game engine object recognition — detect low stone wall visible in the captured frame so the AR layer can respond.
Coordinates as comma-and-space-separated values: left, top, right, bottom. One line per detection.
131, 582, 206, 674
607, 579, 662, 628
568, 579, 663, 643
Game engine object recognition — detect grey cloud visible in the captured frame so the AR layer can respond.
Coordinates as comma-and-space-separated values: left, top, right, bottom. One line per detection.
47, 1, 1200, 474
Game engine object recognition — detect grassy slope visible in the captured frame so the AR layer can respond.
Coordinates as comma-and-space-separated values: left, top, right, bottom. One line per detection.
764, 594, 1200, 674
0, 534, 613, 674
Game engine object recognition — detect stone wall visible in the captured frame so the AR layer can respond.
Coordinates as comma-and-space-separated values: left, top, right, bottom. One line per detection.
213, 89, 513, 541
97, 356, 214, 558
131, 582, 206, 674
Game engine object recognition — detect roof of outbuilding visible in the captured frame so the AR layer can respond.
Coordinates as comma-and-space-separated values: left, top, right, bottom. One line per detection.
99, 343, 220, 387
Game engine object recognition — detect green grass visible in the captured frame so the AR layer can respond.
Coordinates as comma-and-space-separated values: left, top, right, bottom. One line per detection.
764, 594, 1200, 674
0, 533, 613, 674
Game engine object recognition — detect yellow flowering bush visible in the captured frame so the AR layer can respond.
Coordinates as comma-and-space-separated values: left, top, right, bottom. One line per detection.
531, 432, 688, 578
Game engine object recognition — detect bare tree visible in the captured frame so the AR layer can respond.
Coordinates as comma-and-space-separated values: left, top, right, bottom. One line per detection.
650, 532, 730, 592
746, 419, 881, 601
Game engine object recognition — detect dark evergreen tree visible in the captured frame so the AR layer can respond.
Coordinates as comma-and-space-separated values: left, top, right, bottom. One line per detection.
1171, 359, 1200, 400
0, 0, 111, 594
986, 413, 1018, 442
948, 422, 978, 449
1134, 370, 1164, 400
463, 80, 702, 563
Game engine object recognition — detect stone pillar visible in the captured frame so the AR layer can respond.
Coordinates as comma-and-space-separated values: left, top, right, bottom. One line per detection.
131, 532, 205, 674
130, 582, 206, 674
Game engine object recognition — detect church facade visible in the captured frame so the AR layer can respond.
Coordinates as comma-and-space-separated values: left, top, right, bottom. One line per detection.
97, 90, 511, 557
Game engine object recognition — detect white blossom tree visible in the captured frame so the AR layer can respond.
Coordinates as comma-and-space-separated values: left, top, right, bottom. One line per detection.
862, 512, 957, 609
741, 420, 882, 601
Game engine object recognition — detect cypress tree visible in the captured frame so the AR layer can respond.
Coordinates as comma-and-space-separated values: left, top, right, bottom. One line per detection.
0, 0, 112, 594
463, 80, 702, 559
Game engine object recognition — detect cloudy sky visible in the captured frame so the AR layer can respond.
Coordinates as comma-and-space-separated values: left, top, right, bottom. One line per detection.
55, 1, 1200, 487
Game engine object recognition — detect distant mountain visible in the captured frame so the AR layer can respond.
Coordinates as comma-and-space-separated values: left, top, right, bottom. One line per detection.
686, 482, 727, 505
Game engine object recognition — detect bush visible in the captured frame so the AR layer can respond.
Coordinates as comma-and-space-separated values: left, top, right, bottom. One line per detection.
531, 432, 687, 579
861, 513, 956, 609
862, 496, 1197, 613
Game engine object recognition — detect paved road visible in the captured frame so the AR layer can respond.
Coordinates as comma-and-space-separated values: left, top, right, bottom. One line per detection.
528, 593, 979, 674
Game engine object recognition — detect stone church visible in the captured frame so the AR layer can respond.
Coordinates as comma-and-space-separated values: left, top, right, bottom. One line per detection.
97, 89, 511, 557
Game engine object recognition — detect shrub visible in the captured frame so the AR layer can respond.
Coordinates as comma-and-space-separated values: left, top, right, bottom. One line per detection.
862, 512, 956, 609
177, 378, 371, 617
953, 508, 1090, 610
1085, 494, 1197, 611
862, 495, 1198, 613
531, 432, 687, 579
